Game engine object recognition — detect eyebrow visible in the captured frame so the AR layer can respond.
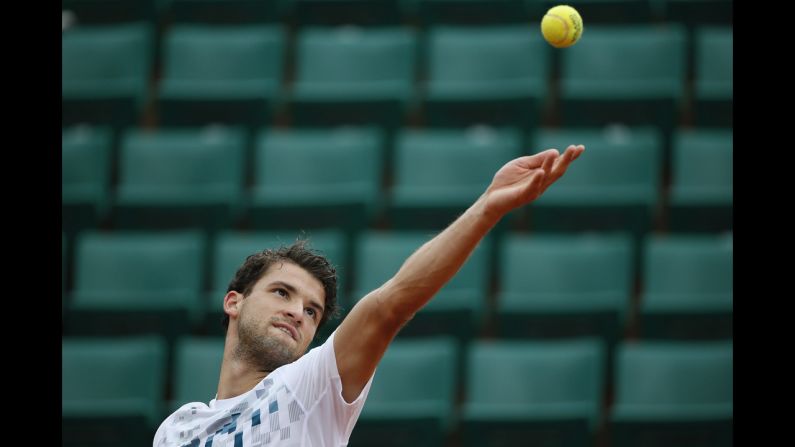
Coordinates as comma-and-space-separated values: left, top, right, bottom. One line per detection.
270, 280, 325, 316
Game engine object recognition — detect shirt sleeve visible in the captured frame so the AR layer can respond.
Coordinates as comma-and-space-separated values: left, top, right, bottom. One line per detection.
279, 329, 374, 438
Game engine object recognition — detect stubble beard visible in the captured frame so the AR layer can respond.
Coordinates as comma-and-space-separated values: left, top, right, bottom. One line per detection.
235, 317, 298, 373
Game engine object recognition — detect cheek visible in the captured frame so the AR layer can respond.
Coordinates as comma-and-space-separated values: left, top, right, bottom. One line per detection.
301, 326, 316, 343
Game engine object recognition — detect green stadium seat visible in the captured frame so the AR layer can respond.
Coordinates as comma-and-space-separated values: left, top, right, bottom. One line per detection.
496, 233, 633, 345
461, 338, 606, 447
207, 229, 348, 342
62, 336, 167, 447
290, 27, 417, 128
640, 234, 733, 340
390, 127, 523, 229
610, 340, 733, 447
170, 337, 225, 411
157, 25, 286, 129
693, 27, 732, 127
669, 129, 732, 232
530, 127, 662, 241
113, 127, 246, 230
423, 26, 549, 129
62, 23, 153, 128
65, 231, 207, 339
248, 127, 383, 232
62, 125, 114, 234
348, 337, 459, 447
559, 25, 686, 157
352, 231, 491, 342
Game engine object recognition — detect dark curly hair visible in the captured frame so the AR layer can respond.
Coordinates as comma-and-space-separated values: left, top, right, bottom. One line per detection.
222, 239, 339, 331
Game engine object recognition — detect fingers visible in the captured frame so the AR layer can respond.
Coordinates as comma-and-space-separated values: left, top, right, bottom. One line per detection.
515, 149, 560, 170
541, 150, 556, 175
550, 146, 575, 175
517, 145, 583, 188
543, 145, 584, 189
571, 144, 585, 160
523, 167, 547, 199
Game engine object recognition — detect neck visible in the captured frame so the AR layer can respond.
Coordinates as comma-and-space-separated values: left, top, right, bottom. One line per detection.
216, 332, 270, 401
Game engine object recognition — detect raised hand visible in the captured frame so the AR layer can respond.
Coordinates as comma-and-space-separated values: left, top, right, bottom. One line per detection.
483, 144, 585, 217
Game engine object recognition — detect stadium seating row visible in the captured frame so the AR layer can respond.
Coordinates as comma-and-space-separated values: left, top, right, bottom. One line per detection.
62, 230, 733, 341
63, 125, 733, 236
62, 335, 733, 447
62, 24, 732, 131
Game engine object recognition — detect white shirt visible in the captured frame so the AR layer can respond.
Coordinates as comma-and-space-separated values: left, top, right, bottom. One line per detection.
153, 330, 373, 446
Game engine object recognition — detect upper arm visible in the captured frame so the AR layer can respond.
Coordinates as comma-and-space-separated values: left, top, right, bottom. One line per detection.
332, 282, 407, 403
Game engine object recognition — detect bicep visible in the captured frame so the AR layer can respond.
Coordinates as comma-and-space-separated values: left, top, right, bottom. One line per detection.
332, 285, 406, 403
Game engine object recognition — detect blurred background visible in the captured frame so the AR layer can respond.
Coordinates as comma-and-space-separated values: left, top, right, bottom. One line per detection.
61, 0, 732, 446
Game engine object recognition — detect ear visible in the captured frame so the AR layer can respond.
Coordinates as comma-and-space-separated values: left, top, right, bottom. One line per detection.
223, 291, 245, 321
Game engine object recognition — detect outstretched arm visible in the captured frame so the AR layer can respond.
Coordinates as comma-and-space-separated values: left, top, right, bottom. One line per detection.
333, 145, 585, 401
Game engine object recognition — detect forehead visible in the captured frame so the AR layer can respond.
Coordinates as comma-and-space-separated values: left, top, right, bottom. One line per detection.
256, 261, 326, 302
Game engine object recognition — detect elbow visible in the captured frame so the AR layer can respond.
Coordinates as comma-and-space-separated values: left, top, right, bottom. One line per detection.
372, 281, 420, 330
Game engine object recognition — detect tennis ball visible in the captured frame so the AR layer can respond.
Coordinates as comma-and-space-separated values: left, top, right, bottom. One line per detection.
541, 5, 583, 48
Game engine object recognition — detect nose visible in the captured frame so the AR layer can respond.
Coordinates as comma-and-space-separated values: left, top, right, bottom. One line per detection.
282, 300, 304, 326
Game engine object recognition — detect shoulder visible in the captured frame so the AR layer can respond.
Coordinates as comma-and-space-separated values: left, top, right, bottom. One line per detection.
282, 331, 338, 375
273, 331, 341, 399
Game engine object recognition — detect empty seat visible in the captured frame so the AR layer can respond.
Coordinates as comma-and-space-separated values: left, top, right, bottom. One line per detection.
390, 126, 522, 229
610, 340, 733, 447
669, 129, 732, 232
693, 27, 732, 127
290, 27, 417, 128
249, 127, 383, 231
113, 126, 246, 230
639, 234, 733, 339
496, 233, 633, 345
63, 336, 167, 447
422, 26, 549, 128
157, 25, 286, 128
461, 338, 606, 447
171, 337, 225, 411
65, 230, 206, 339
352, 231, 491, 342
530, 127, 662, 241
559, 25, 686, 155
62, 23, 153, 128
62, 125, 113, 234
349, 337, 458, 447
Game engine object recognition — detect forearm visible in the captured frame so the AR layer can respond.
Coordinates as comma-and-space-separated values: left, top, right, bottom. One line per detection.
377, 194, 501, 322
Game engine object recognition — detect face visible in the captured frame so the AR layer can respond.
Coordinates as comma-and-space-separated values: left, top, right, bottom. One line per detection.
227, 261, 326, 372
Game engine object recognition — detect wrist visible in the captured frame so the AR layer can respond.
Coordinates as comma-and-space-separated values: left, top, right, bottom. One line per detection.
470, 193, 503, 230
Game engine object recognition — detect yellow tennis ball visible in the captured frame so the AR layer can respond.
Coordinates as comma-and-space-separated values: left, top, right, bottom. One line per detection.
541, 5, 584, 48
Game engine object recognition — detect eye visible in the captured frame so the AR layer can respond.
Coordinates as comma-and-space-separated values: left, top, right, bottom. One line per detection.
274, 288, 288, 298
305, 308, 316, 318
